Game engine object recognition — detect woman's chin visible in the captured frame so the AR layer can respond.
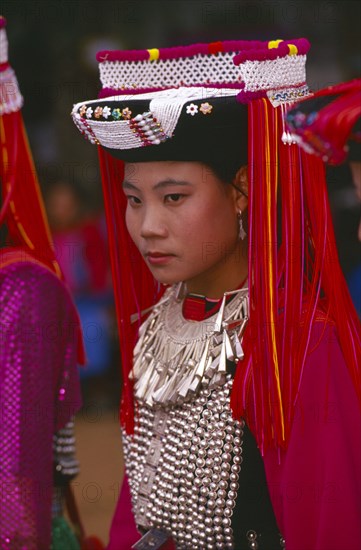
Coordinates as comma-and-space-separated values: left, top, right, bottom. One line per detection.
147, 268, 180, 286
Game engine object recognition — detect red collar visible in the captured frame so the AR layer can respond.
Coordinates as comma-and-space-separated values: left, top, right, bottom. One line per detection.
182, 278, 247, 321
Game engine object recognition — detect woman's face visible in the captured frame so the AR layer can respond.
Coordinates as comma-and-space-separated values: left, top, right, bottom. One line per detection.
123, 161, 248, 298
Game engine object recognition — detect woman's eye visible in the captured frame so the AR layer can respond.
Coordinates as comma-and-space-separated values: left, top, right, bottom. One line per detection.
127, 195, 141, 206
164, 193, 185, 203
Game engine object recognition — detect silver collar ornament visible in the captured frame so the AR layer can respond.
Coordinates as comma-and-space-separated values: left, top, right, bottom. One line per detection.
130, 283, 249, 407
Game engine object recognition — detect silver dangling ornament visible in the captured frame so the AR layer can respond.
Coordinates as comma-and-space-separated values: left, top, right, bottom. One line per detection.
130, 283, 249, 407
238, 210, 247, 241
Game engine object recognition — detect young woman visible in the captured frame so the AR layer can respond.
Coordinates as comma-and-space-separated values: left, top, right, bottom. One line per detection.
72, 39, 361, 549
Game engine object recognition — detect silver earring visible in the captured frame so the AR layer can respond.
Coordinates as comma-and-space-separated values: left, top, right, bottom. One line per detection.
237, 211, 247, 240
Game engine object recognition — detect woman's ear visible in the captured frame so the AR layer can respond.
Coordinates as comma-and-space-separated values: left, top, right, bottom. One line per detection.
233, 165, 248, 211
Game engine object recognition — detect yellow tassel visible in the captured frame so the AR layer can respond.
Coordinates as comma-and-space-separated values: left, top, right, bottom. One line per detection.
262, 99, 285, 440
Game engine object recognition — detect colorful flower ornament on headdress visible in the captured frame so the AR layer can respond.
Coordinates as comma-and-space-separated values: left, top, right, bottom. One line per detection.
71, 38, 360, 452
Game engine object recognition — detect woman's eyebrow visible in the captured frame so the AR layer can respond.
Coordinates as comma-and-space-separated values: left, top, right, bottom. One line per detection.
122, 179, 193, 191
122, 180, 139, 190
153, 179, 193, 190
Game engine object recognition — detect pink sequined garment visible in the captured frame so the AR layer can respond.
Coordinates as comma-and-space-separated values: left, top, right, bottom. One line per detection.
0, 258, 82, 550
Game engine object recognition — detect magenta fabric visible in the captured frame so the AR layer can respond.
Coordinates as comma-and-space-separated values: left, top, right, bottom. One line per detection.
107, 475, 140, 550
107, 320, 360, 549
0, 259, 82, 549
263, 321, 361, 550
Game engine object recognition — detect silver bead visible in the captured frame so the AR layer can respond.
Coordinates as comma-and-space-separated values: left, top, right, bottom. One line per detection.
222, 452, 232, 462
194, 477, 202, 487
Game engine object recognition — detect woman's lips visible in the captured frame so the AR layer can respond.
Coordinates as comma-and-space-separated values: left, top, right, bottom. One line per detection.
146, 252, 175, 265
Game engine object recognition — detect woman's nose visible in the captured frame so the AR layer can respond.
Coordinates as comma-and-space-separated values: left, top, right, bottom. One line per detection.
140, 207, 168, 238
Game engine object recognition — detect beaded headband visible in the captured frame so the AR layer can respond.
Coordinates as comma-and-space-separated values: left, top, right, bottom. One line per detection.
71, 38, 310, 158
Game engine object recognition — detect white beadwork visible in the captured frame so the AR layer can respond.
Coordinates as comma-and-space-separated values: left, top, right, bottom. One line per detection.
99, 50, 306, 94
0, 26, 24, 115
71, 87, 240, 150
0, 66, 24, 115
99, 52, 242, 91
0, 27, 8, 64
238, 55, 306, 92
90, 119, 142, 149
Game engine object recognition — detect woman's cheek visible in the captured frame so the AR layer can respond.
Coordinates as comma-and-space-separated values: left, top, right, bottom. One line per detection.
125, 209, 138, 244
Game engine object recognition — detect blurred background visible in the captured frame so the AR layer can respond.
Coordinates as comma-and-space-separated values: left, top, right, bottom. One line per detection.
2, 0, 360, 544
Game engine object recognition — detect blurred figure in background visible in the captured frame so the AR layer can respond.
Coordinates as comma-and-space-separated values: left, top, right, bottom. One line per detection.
45, 180, 116, 406
0, 17, 84, 549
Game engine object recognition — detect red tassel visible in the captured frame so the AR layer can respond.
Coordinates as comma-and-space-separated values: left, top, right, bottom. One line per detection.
231, 97, 361, 453
98, 148, 163, 434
